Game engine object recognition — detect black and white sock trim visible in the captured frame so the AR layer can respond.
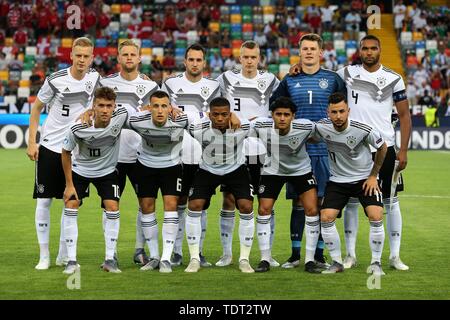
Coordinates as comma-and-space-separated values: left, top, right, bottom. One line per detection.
164, 217, 179, 225
370, 220, 383, 228
239, 212, 254, 221
220, 210, 235, 218
105, 210, 120, 220
64, 208, 78, 217
187, 210, 202, 218
256, 216, 271, 224
321, 220, 336, 229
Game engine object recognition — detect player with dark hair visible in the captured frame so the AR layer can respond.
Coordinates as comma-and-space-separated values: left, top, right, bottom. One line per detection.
271, 33, 347, 269
313, 92, 387, 276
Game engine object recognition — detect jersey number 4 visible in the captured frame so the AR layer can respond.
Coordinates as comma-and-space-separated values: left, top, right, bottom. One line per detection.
352, 91, 359, 104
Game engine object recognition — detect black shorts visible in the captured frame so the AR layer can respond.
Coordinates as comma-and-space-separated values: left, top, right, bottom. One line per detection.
116, 162, 139, 196
189, 165, 254, 202
322, 180, 383, 212
33, 145, 65, 199
180, 163, 199, 197
134, 161, 182, 198
375, 146, 404, 198
220, 155, 262, 193
71, 171, 120, 203
258, 172, 317, 200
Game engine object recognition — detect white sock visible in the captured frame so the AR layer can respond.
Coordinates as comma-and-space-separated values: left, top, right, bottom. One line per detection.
344, 198, 359, 258
174, 205, 186, 256
369, 220, 385, 264
57, 206, 67, 259
270, 209, 275, 249
141, 212, 159, 259
305, 215, 320, 263
35, 198, 52, 259
321, 220, 342, 264
161, 211, 179, 262
185, 210, 202, 261
256, 214, 271, 262
239, 212, 254, 261
199, 210, 207, 255
63, 208, 78, 262
219, 209, 235, 257
102, 210, 106, 232
104, 210, 120, 260
384, 197, 402, 259
135, 208, 145, 249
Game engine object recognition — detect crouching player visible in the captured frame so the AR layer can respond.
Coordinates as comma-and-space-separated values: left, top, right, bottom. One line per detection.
314, 93, 387, 276
61, 87, 127, 274
252, 97, 323, 273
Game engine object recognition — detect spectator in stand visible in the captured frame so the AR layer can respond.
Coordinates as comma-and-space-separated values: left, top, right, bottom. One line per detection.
345, 9, 361, 41
418, 89, 435, 107
162, 53, 176, 72
152, 14, 163, 30
393, 0, 406, 38
267, 30, 279, 51
309, 11, 322, 34
183, 10, 197, 30
320, 2, 335, 32
324, 54, 338, 71
151, 26, 165, 46
163, 7, 179, 32
164, 30, 175, 51
351, 0, 364, 12
220, 28, 231, 48
407, 2, 421, 27
421, 50, 433, 73
8, 53, 23, 72
0, 0, 9, 29
413, 12, 427, 32
210, 52, 223, 72
197, 4, 211, 30
306, 3, 320, 17
417, 80, 432, 98
0, 52, 8, 71
275, 0, 288, 22
430, 70, 442, 94
208, 31, 220, 48
210, 4, 220, 21
84, 4, 97, 39
224, 55, 236, 71
406, 78, 418, 107
127, 23, 141, 39
151, 55, 163, 72
278, 17, 289, 49
139, 13, 153, 39
131, 4, 143, 24
254, 28, 268, 50
414, 64, 430, 88
13, 27, 28, 49
287, 11, 301, 29
7, 2, 21, 37
434, 47, 449, 87
323, 42, 337, 61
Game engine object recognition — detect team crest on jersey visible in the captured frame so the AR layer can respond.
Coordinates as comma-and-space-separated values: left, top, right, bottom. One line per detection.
288, 136, 300, 148
201, 86, 210, 98
111, 124, 120, 136
259, 185, 265, 194
37, 184, 44, 193
346, 135, 357, 147
257, 79, 267, 91
376, 77, 386, 87
85, 81, 93, 93
318, 78, 329, 89
188, 187, 194, 197
136, 85, 146, 96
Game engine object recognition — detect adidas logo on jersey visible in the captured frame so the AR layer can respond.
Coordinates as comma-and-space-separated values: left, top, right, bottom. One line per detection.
178, 88, 184, 93
64, 87, 70, 92
294, 82, 301, 88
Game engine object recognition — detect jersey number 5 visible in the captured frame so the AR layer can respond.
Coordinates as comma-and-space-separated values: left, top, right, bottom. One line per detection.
62, 104, 70, 117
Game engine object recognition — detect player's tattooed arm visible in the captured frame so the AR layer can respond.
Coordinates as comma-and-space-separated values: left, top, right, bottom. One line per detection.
61, 149, 79, 204
395, 99, 412, 171
363, 142, 387, 196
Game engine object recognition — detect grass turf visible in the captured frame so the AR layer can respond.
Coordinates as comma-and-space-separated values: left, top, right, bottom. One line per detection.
0, 149, 449, 300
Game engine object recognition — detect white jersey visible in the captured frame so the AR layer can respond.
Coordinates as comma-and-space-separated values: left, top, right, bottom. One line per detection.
62, 107, 128, 178
314, 118, 385, 183
100, 73, 159, 163
128, 111, 203, 169
37, 67, 101, 153
161, 72, 221, 164
189, 118, 250, 176
337, 64, 407, 149
252, 118, 314, 176
217, 69, 280, 156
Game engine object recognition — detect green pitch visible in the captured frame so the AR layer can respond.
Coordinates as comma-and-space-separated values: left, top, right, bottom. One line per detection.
0, 149, 449, 300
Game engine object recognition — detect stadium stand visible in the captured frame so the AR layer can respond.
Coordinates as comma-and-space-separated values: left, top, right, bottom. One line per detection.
0, 0, 448, 120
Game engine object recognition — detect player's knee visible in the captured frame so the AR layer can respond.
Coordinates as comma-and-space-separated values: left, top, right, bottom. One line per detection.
320, 211, 335, 223
65, 200, 79, 210
104, 201, 119, 212
222, 192, 236, 210
304, 205, 318, 217
188, 200, 203, 212
258, 206, 272, 216
139, 201, 155, 214
237, 201, 253, 214
366, 207, 383, 221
